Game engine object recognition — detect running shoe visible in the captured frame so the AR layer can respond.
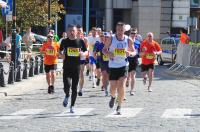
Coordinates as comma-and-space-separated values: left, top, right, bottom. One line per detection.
78, 90, 83, 96
109, 97, 115, 108
50, 86, 55, 93
130, 91, 135, 96
148, 87, 152, 92
63, 96, 69, 107
92, 83, 96, 88
70, 106, 75, 113
48, 86, 51, 94
96, 79, 100, 86
116, 106, 121, 115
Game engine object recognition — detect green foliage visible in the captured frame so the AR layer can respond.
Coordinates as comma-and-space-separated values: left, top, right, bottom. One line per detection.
16, 0, 65, 29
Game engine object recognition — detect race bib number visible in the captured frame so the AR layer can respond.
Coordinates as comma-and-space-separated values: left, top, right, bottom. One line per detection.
114, 48, 126, 57
103, 55, 109, 61
89, 45, 94, 51
146, 53, 155, 59
46, 49, 55, 56
67, 47, 80, 57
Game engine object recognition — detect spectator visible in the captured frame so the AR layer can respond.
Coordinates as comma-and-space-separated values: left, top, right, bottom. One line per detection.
16, 27, 22, 61
58, 32, 67, 44
23, 27, 36, 60
180, 28, 189, 44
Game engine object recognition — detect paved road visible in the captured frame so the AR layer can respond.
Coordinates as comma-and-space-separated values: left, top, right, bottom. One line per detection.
0, 65, 200, 132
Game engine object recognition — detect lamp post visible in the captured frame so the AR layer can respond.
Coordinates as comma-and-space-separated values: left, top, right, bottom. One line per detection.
86, 0, 89, 35
48, 0, 52, 30
11, 0, 16, 78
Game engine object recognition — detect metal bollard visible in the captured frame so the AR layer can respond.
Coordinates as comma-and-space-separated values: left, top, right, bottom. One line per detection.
22, 59, 28, 79
15, 61, 22, 82
29, 57, 34, 77
8, 62, 14, 84
0, 62, 5, 87
34, 56, 39, 75
39, 55, 44, 73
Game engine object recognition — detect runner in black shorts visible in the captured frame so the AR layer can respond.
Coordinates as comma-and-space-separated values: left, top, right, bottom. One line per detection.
126, 28, 140, 95
94, 32, 109, 96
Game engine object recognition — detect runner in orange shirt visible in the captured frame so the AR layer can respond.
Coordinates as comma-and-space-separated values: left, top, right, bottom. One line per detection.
40, 33, 60, 94
140, 32, 162, 92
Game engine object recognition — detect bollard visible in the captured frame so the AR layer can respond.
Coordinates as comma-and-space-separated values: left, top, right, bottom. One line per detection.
8, 61, 14, 84
0, 62, 5, 87
34, 56, 39, 75
22, 59, 28, 79
15, 61, 22, 82
39, 55, 44, 73
29, 57, 34, 77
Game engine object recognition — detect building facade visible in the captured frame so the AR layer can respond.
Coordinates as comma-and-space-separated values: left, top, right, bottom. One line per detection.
58, 0, 200, 40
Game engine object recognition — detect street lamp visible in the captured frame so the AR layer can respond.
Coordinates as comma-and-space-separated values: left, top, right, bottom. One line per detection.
11, 0, 16, 78
48, 0, 52, 30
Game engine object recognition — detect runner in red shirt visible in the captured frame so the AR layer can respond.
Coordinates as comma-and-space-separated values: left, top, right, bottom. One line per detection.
140, 32, 162, 92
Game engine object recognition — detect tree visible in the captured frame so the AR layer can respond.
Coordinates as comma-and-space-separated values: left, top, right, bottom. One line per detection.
16, 0, 65, 29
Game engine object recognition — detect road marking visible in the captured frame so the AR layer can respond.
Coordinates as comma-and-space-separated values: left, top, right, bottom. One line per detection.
106, 108, 143, 118
53, 108, 94, 118
161, 108, 192, 118
0, 109, 45, 120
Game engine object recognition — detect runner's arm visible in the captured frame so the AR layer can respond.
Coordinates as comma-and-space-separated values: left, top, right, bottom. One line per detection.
127, 38, 136, 57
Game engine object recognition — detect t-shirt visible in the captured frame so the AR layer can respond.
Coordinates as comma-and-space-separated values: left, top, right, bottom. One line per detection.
16, 34, 22, 48
40, 41, 60, 65
60, 38, 87, 67
140, 40, 162, 65
93, 41, 109, 64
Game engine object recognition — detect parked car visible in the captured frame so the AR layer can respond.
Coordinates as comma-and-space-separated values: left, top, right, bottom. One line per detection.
33, 33, 47, 44
157, 36, 180, 65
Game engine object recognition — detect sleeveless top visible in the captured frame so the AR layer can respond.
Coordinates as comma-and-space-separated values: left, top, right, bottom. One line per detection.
108, 34, 129, 68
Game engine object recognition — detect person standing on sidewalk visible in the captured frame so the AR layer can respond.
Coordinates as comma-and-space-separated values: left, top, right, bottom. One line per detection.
140, 32, 162, 92
23, 27, 35, 60
103, 22, 136, 115
40, 33, 60, 94
60, 24, 87, 113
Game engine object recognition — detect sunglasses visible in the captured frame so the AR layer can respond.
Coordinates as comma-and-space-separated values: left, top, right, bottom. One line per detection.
148, 36, 152, 37
130, 32, 136, 34
47, 36, 53, 38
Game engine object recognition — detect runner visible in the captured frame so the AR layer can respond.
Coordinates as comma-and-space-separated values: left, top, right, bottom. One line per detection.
103, 22, 136, 114
126, 28, 140, 95
94, 32, 109, 96
77, 25, 88, 96
40, 33, 60, 94
87, 27, 100, 88
59, 24, 87, 113
140, 32, 162, 92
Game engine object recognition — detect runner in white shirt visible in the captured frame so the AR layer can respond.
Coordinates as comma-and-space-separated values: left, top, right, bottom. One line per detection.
87, 27, 100, 88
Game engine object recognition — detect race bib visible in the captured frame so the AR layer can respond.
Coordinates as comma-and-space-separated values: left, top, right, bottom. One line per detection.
146, 53, 155, 59
46, 49, 55, 56
89, 45, 94, 51
67, 47, 80, 57
103, 55, 109, 61
114, 48, 126, 57
97, 52, 101, 56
